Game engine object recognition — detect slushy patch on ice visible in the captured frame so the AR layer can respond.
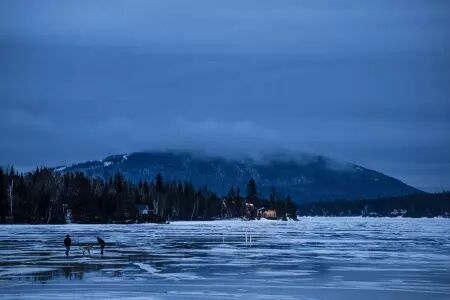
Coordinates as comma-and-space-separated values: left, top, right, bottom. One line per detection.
134, 262, 159, 274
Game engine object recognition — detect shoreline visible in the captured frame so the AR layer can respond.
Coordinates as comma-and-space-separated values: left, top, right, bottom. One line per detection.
2, 215, 450, 226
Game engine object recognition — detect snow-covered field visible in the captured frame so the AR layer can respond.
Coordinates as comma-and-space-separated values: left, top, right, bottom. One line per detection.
1, 217, 449, 299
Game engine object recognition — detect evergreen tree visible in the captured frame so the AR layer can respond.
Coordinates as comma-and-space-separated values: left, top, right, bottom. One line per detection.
154, 173, 164, 217
285, 195, 297, 220
235, 186, 243, 217
246, 178, 258, 204
226, 186, 236, 217
155, 173, 163, 193
269, 186, 277, 208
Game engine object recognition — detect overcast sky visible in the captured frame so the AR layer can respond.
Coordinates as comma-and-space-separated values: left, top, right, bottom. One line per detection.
0, 0, 449, 191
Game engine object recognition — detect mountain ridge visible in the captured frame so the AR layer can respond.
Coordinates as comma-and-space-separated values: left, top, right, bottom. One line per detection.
55, 151, 422, 203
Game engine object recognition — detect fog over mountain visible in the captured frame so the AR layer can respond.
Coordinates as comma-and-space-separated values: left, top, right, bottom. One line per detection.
56, 151, 421, 203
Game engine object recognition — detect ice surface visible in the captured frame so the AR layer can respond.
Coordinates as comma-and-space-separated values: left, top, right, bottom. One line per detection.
0, 218, 450, 299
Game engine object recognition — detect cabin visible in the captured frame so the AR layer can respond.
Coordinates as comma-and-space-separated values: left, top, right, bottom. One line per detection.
263, 209, 277, 219
136, 204, 150, 216
256, 207, 277, 220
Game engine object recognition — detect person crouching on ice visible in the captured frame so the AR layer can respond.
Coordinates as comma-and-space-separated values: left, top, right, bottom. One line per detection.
64, 235, 71, 257
97, 237, 105, 255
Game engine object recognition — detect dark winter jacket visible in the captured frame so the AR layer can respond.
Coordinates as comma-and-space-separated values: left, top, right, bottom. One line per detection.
97, 237, 105, 248
64, 236, 71, 247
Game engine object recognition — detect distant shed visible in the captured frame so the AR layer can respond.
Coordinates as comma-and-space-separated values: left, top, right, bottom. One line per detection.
136, 204, 150, 216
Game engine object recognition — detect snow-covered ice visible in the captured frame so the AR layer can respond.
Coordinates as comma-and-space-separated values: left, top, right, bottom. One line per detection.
0, 217, 449, 299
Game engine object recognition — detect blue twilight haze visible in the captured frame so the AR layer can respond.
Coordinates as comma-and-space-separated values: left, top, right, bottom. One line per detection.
0, 0, 449, 191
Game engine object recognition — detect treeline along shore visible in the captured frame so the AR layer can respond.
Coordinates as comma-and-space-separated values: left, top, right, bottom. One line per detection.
297, 192, 450, 218
0, 167, 296, 224
0, 167, 448, 224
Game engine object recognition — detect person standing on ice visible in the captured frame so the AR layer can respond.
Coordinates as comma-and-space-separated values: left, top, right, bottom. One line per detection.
97, 237, 106, 255
64, 235, 71, 257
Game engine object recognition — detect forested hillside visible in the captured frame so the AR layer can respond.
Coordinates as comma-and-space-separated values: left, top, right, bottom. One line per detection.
58, 151, 421, 203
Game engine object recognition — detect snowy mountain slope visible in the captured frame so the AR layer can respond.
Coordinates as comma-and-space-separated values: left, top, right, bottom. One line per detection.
56, 151, 421, 203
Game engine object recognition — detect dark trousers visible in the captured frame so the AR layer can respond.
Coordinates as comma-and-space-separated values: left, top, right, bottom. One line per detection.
65, 246, 70, 256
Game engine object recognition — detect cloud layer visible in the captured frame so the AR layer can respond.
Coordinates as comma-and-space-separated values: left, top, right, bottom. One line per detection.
1, 0, 449, 191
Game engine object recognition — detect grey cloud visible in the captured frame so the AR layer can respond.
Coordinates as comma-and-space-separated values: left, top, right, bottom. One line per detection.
0, 0, 449, 191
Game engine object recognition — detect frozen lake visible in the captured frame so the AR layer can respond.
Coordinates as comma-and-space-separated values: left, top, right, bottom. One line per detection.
1, 218, 449, 299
